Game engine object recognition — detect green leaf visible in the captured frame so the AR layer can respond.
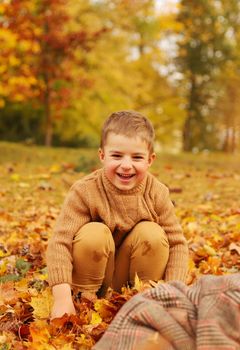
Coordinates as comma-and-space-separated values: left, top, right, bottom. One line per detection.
16, 258, 31, 275
0, 274, 21, 283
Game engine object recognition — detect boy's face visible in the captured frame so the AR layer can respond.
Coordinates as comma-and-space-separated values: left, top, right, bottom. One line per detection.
99, 132, 155, 191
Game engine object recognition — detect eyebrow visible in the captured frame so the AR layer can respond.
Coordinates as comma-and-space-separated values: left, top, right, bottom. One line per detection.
109, 150, 147, 156
132, 152, 147, 156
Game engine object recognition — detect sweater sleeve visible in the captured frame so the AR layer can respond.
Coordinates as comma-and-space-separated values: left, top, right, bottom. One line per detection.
154, 183, 189, 282
46, 182, 90, 286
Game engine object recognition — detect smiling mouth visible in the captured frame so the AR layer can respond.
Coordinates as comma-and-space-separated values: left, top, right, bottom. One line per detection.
117, 173, 135, 179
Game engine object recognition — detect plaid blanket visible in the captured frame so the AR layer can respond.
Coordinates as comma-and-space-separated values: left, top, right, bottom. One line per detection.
93, 273, 240, 350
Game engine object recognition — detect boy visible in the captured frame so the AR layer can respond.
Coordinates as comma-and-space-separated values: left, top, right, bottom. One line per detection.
46, 110, 188, 319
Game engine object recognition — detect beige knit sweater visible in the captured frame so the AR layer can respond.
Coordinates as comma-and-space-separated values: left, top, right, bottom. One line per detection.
46, 168, 188, 287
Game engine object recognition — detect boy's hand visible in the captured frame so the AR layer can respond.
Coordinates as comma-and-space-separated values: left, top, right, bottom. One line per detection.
51, 298, 76, 319
51, 283, 76, 319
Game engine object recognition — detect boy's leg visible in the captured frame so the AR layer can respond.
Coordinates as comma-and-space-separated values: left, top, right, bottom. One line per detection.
72, 222, 115, 294
113, 221, 169, 292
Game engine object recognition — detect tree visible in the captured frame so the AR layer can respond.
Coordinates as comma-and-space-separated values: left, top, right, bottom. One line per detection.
66, 0, 185, 150
1, 0, 105, 146
0, 1, 39, 107
177, 0, 235, 151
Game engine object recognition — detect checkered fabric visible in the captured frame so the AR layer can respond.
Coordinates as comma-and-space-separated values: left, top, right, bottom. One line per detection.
93, 273, 240, 350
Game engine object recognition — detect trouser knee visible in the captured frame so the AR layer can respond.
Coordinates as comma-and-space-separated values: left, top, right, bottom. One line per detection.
131, 221, 169, 251
73, 222, 115, 254
72, 222, 115, 291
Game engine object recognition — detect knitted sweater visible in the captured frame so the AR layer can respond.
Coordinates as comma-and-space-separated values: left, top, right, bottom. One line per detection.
46, 168, 188, 286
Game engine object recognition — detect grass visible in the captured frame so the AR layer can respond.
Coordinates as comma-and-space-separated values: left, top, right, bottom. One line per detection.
0, 141, 239, 168
0, 141, 239, 207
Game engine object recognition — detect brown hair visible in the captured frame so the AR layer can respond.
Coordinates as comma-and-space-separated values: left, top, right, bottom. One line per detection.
100, 110, 155, 152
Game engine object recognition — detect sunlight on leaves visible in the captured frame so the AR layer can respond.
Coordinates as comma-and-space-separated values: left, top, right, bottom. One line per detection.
30, 289, 53, 319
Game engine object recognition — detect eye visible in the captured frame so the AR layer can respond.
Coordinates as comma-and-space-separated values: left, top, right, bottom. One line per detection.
111, 154, 121, 158
133, 156, 144, 160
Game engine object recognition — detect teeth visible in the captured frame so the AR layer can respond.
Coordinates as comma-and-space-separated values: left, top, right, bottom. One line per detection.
118, 174, 133, 178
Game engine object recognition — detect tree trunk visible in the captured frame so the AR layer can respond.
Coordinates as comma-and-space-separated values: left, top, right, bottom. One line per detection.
223, 127, 230, 152
230, 126, 236, 153
45, 102, 52, 147
183, 74, 197, 152
183, 116, 192, 151
44, 73, 52, 147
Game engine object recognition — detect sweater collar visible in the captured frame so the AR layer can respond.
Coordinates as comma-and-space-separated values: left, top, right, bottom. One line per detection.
101, 168, 147, 195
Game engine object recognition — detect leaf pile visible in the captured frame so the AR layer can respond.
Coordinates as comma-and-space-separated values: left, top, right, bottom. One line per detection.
0, 145, 240, 348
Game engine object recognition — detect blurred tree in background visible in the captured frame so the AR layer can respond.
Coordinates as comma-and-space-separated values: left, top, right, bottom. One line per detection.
177, 0, 240, 152
0, 0, 239, 151
0, 0, 105, 146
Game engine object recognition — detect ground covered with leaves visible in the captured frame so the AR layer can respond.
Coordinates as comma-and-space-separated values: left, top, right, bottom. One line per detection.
0, 142, 239, 349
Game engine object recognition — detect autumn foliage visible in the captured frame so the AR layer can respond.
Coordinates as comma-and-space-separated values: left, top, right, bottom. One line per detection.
0, 0, 106, 146
1, 1, 240, 151
0, 144, 240, 348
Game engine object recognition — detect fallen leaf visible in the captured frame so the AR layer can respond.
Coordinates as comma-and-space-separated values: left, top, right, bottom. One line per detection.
229, 242, 240, 255
90, 311, 102, 325
30, 289, 53, 319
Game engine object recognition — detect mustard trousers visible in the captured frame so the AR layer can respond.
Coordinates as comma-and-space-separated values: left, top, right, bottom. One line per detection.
72, 221, 169, 293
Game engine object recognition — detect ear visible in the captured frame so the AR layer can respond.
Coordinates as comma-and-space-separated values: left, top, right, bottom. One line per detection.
98, 148, 105, 163
148, 152, 156, 167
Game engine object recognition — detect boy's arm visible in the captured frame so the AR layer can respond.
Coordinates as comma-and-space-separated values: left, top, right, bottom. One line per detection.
155, 184, 188, 282
46, 182, 90, 287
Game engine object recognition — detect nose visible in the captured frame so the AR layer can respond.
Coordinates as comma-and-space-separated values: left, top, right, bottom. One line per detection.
120, 156, 132, 169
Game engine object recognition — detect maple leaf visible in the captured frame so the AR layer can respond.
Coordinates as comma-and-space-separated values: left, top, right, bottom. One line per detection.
29, 289, 53, 319
94, 299, 118, 323
28, 320, 52, 348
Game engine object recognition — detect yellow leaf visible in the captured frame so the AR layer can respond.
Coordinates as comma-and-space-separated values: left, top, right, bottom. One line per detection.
0, 259, 7, 274
186, 221, 199, 234
0, 64, 8, 74
0, 28, 17, 47
0, 250, 8, 258
59, 344, 74, 350
0, 334, 7, 344
10, 173, 20, 181
49, 164, 62, 174
188, 258, 195, 271
19, 39, 32, 51
210, 214, 222, 222
6, 232, 20, 244
0, 4, 5, 15
39, 174, 51, 180
9, 55, 20, 67
90, 311, 102, 325
32, 42, 41, 54
0, 99, 5, 108
15, 278, 29, 292
18, 182, 30, 188
35, 271, 48, 281
13, 94, 25, 102
134, 272, 144, 292
30, 289, 53, 319
203, 244, 216, 256
211, 233, 223, 243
